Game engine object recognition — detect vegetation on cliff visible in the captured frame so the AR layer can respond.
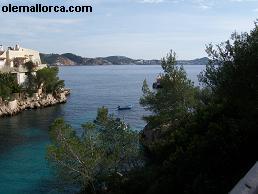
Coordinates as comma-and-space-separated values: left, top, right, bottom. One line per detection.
36, 66, 64, 94
0, 73, 21, 100
0, 63, 64, 100
25, 62, 64, 95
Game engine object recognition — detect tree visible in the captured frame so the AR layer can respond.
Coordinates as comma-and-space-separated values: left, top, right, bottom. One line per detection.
194, 21, 258, 192
36, 67, 64, 94
47, 107, 140, 193
141, 50, 198, 124
0, 73, 21, 100
134, 22, 258, 194
24, 61, 37, 96
140, 50, 199, 161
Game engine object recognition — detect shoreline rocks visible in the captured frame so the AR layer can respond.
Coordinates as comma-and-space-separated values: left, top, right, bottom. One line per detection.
0, 89, 70, 117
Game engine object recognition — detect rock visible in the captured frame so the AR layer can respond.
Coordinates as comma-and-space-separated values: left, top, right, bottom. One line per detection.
8, 100, 18, 111
0, 89, 70, 117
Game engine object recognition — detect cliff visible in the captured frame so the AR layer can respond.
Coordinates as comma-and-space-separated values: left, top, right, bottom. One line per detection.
0, 89, 70, 117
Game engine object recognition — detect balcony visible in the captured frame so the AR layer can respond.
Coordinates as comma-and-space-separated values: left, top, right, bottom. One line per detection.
0, 64, 48, 73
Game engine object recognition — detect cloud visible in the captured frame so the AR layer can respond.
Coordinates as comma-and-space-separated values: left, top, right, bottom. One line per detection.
1, 0, 256, 59
230, 0, 258, 2
199, 4, 211, 9
0, 14, 81, 39
192, 0, 213, 10
137, 0, 212, 9
139, 0, 164, 3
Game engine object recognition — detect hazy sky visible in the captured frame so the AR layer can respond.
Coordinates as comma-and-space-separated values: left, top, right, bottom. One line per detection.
0, 0, 257, 59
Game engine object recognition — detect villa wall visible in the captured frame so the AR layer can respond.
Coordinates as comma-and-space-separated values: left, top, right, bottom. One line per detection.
7, 47, 42, 67
0, 51, 6, 68
0, 45, 47, 85
0, 60, 4, 68
0, 46, 43, 69
15, 72, 37, 85
17, 72, 27, 84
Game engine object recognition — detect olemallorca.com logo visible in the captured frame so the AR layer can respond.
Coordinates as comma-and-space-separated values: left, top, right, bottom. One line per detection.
1, 3, 93, 13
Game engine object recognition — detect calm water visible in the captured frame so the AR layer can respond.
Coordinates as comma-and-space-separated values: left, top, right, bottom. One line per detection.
0, 65, 205, 194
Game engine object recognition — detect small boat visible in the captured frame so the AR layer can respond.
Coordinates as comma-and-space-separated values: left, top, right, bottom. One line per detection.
117, 105, 133, 110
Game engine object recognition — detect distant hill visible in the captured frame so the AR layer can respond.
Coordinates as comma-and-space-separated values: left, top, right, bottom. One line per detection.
40, 53, 209, 66
177, 57, 210, 66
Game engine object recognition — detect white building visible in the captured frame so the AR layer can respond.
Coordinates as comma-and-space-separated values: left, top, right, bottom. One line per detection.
0, 44, 47, 84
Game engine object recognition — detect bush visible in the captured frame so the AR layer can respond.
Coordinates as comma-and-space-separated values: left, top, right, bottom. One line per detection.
0, 73, 21, 100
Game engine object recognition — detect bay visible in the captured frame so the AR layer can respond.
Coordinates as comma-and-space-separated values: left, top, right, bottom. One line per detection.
0, 65, 205, 194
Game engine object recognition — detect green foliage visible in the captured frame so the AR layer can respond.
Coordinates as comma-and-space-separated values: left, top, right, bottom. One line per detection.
140, 50, 200, 162
36, 66, 64, 94
0, 73, 21, 100
131, 23, 258, 194
47, 107, 140, 193
95, 106, 109, 124
140, 50, 198, 127
0, 62, 64, 100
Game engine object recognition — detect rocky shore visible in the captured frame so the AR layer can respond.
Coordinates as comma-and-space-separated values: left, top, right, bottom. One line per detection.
0, 89, 70, 117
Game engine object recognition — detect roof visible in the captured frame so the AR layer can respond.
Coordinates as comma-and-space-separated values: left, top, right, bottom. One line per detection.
229, 161, 258, 194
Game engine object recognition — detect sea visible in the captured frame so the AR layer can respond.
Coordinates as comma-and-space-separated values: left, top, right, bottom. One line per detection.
0, 65, 205, 194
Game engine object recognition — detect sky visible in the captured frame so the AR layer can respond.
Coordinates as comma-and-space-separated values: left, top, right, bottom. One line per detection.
0, 0, 257, 60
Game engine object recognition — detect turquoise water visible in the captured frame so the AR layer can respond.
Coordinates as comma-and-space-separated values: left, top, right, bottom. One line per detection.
0, 65, 205, 193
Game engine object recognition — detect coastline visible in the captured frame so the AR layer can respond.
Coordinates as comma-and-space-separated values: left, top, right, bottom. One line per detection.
50, 63, 206, 67
0, 89, 70, 117
49, 63, 161, 67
